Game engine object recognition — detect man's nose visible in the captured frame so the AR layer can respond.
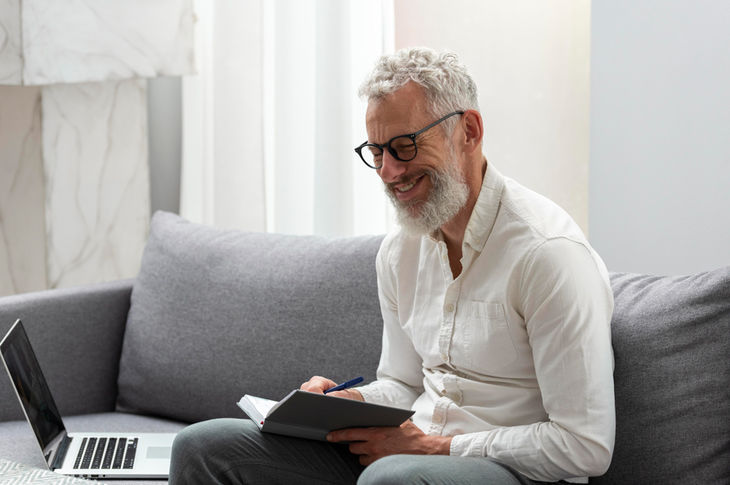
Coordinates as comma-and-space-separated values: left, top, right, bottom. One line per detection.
378, 150, 408, 183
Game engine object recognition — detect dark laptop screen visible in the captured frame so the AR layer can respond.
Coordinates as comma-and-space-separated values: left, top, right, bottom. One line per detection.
0, 320, 65, 453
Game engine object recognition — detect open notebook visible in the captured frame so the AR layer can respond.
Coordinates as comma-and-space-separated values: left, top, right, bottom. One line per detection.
237, 389, 414, 441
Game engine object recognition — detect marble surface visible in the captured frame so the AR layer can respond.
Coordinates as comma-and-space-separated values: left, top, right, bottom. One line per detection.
0, 0, 194, 86
22, 0, 194, 85
42, 79, 150, 289
0, 0, 192, 295
0, 0, 22, 84
0, 85, 46, 297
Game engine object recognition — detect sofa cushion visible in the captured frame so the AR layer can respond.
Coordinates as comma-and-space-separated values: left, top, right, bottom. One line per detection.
593, 268, 730, 484
116, 212, 384, 423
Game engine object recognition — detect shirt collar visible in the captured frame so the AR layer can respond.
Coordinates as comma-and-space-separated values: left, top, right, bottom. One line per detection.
462, 162, 505, 253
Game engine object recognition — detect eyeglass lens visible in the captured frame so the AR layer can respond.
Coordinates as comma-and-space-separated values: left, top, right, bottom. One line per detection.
361, 136, 416, 168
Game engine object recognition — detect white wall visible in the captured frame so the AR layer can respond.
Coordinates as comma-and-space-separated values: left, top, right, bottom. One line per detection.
590, 0, 730, 275
394, 0, 591, 233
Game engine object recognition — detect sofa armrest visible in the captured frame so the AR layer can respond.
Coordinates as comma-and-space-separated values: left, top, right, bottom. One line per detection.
0, 279, 133, 422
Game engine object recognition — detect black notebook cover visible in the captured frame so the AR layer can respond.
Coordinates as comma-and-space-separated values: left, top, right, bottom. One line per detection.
237, 390, 415, 441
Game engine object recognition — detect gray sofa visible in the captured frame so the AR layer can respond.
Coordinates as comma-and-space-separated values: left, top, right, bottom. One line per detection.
1, 211, 728, 484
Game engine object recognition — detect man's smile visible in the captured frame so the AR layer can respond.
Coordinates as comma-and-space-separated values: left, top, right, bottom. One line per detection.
390, 174, 427, 201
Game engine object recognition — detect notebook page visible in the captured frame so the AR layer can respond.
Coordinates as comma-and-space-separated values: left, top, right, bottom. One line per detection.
247, 395, 277, 418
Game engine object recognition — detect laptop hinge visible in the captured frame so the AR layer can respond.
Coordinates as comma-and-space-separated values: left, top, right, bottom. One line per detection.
50, 435, 72, 470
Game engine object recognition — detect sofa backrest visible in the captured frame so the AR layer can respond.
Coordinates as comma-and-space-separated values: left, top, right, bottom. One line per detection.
594, 268, 730, 484
116, 211, 385, 423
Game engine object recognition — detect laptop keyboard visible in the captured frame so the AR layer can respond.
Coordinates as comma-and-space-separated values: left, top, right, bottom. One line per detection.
73, 437, 138, 470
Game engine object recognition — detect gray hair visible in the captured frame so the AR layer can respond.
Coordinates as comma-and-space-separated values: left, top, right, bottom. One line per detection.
359, 47, 480, 133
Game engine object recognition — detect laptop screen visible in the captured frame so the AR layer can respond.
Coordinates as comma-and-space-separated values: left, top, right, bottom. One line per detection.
0, 320, 66, 454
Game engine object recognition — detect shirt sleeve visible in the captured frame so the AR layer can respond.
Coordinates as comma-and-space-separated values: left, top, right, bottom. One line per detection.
449, 237, 616, 482
357, 235, 423, 409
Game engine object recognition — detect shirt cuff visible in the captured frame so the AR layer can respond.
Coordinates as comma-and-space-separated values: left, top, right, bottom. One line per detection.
449, 432, 489, 457
355, 383, 385, 404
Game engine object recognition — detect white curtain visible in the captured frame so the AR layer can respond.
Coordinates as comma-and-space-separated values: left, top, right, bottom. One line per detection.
181, 0, 395, 236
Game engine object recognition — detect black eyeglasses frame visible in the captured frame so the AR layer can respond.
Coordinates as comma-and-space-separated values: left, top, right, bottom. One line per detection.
354, 110, 465, 169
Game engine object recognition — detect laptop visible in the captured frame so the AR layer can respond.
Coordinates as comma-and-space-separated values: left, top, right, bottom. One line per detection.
0, 319, 176, 479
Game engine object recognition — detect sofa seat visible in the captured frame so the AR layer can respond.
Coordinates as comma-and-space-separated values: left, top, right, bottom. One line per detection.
0, 412, 186, 485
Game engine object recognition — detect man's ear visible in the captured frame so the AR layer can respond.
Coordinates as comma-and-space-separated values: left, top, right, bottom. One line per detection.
459, 110, 484, 154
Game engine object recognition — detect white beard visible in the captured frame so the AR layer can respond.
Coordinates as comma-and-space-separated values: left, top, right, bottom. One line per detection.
385, 155, 469, 236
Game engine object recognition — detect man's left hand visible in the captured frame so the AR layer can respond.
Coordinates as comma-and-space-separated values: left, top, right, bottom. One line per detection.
326, 420, 452, 466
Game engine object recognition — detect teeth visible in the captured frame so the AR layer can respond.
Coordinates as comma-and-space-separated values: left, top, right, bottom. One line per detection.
396, 175, 423, 192
397, 180, 417, 192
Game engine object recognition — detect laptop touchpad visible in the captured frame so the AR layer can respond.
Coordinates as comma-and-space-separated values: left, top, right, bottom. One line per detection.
147, 446, 172, 459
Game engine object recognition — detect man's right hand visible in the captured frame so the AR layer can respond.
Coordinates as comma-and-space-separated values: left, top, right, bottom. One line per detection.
300, 376, 364, 401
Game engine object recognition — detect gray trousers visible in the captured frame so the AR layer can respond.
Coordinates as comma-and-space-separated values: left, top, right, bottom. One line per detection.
169, 418, 539, 485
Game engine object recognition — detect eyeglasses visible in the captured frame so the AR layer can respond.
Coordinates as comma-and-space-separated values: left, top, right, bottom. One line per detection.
354, 111, 464, 169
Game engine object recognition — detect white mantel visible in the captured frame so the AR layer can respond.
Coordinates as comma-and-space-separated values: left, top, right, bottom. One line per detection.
0, 0, 194, 296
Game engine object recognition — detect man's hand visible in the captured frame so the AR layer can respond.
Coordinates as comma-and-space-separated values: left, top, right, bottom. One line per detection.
300, 376, 364, 401
326, 420, 452, 466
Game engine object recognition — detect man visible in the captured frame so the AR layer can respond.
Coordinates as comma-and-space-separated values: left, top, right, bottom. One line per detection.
170, 47, 615, 484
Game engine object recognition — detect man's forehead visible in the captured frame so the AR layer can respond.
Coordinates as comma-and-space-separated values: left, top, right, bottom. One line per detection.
365, 86, 430, 139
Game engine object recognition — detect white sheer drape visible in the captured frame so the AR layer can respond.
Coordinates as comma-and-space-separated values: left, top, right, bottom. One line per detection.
181, 0, 394, 236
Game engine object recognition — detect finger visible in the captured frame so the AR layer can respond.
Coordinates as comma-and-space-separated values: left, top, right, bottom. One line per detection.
359, 455, 375, 466
300, 376, 337, 393
326, 389, 364, 401
327, 427, 377, 443
346, 443, 373, 464
348, 442, 364, 455
326, 430, 347, 442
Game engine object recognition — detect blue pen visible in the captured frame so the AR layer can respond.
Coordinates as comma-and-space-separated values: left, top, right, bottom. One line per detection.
324, 376, 364, 394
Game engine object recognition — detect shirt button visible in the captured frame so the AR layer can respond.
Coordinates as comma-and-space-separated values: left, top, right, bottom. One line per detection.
440, 352, 448, 361
445, 303, 454, 313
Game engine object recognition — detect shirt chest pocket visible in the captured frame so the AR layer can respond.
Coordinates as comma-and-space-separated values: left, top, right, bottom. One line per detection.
460, 301, 517, 372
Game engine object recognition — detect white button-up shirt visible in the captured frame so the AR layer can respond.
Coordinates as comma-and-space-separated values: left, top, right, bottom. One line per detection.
357, 164, 615, 483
